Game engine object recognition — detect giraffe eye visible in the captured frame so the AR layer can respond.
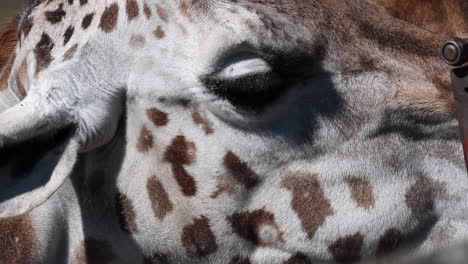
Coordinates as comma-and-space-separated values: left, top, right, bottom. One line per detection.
203, 53, 285, 112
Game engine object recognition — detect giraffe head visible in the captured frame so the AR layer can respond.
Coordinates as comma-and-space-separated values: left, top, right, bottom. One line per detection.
0, 0, 462, 241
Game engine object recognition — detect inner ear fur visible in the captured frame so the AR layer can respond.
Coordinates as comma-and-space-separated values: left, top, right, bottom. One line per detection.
0, 128, 79, 217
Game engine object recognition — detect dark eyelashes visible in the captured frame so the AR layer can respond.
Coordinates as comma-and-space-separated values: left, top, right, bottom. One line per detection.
207, 73, 280, 94
200, 46, 318, 112
202, 71, 286, 112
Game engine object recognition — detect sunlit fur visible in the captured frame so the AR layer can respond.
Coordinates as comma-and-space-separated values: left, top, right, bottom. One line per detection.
0, 0, 467, 263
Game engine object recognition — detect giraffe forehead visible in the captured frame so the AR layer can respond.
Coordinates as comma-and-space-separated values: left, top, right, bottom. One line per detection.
19, 1, 94, 50
19, 0, 317, 61
16, 0, 397, 55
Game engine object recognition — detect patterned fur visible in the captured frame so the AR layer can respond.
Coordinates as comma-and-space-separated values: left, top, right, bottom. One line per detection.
0, 0, 467, 263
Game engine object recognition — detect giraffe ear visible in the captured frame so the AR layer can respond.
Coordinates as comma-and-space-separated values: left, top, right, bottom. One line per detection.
0, 129, 78, 217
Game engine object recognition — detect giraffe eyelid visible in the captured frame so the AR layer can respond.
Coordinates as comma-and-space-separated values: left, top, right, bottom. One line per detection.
201, 65, 285, 111
214, 55, 272, 80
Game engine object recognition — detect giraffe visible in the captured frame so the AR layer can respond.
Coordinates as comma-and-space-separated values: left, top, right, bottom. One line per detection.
0, 0, 467, 263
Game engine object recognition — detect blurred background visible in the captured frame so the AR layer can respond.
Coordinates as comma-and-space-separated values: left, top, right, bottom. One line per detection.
0, 0, 21, 24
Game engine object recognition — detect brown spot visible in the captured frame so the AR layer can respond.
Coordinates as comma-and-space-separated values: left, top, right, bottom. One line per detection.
116, 193, 139, 233
210, 183, 236, 199
282, 172, 334, 239
230, 256, 252, 264
82, 13, 95, 29
0, 215, 37, 264
137, 126, 154, 153
328, 233, 364, 262
34, 33, 54, 74
147, 176, 174, 220
143, 3, 152, 19
153, 26, 166, 39
73, 238, 115, 264
171, 164, 197, 197
126, 0, 139, 21
68, 0, 74, 4
181, 216, 218, 257
192, 109, 214, 135
179, 1, 194, 21
63, 44, 79, 61
345, 176, 375, 209
100, 3, 119, 33
377, 228, 403, 256
147, 107, 168, 127
15, 58, 28, 99
129, 34, 146, 49
283, 253, 312, 264
227, 209, 284, 247
63, 26, 75, 45
79, 0, 88, 6
405, 175, 447, 218
223, 151, 259, 188
45, 3, 66, 24
156, 4, 169, 22
164, 136, 197, 196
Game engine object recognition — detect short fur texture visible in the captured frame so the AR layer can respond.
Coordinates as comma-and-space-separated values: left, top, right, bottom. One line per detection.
369, 0, 468, 37
0, 0, 467, 263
